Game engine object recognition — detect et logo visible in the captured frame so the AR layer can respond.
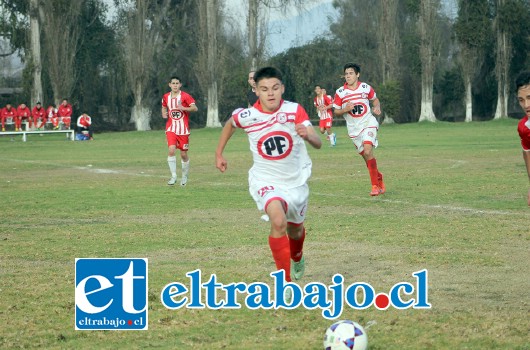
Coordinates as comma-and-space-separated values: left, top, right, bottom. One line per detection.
75, 258, 148, 330
257, 131, 293, 160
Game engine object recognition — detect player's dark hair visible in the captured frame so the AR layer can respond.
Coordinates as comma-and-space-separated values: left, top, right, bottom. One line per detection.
343, 63, 361, 74
254, 67, 283, 84
314, 84, 322, 89
516, 71, 530, 91
169, 76, 181, 83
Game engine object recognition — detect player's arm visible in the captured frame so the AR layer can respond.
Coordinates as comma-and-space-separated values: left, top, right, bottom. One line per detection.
180, 103, 198, 113
161, 106, 168, 119
333, 103, 353, 117
296, 122, 322, 149
215, 117, 238, 172
371, 97, 382, 116
524, 150, 530, 206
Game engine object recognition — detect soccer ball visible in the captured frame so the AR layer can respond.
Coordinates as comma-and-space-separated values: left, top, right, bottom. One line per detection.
323, 320, 368, 350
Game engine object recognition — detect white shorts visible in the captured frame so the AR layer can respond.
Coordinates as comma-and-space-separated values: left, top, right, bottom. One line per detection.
350, 126, 378, 154
249, 180, 309, 225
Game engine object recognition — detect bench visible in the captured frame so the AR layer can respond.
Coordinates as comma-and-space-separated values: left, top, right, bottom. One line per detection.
1, 129, 75, 142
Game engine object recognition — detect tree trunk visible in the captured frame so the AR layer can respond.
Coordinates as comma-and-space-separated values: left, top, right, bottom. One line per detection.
29, 0, 43, 106
205, 0, 221, 127
464, 74, 472, 122
248, 0, 259, 70
131, 82, 151, 131
494, 27, 510, 119
418, 0, 438, 122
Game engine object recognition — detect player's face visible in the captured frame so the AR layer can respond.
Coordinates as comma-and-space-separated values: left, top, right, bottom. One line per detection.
344, 68, 359, 86
517, 84, 530, 115
248, 72, 256, 88
256, 77, 284, 113
314, 86, 322, 95
169, 79, 182, 93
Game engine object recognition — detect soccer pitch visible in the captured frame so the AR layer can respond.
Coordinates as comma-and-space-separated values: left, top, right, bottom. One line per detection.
0, 119, 528, 349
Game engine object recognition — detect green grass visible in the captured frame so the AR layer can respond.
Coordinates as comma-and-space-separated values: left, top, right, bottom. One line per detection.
0, 119, 529, 349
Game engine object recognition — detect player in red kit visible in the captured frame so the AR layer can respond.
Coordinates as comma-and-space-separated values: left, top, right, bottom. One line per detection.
77, 113, 93, 140
216, 67, 322, 298
47, 105, 59, 129
32, 102, 47, 130
16, 103, 31, 130
161, 76, 198, 186
516, 71, 530, 206
314, 84, 336, 146
1, 103, 17, 131
334, 63, 385, 196
57, 99, 72, 129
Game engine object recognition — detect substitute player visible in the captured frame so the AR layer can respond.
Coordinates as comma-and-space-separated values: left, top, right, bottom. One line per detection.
334, 62, 385, 196
32, 102, 46, 130
16, 103, 31, 130
162, 76, 198, 186
1, 103, 17, 131
516, 71, 530, 206
216, 67, 322, 287
314, 84, 336, 146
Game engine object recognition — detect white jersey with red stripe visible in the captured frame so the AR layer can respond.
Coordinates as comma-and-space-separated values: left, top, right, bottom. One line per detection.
314, 94, 333, 120
162, 91, 196, 135
232, 100, 313, 188
333, 82, 379, 137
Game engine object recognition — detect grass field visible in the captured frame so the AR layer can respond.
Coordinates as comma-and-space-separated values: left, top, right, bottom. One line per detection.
0, 119, 529, 349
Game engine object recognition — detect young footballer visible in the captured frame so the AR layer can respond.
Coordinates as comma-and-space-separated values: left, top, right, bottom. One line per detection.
216, 67, 322, 287
334, 63, 385, 196
314, 85, 336, 146
162, 76, 198, 186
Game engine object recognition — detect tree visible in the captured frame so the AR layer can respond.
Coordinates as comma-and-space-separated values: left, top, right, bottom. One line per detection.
28, 0, 42, 105
417, 0, 440, 122
377, 0, 401, 123
196, 0, 221, 127
455, 0, 490, 122
120, 0, 171, 131
40, 0, 83, 106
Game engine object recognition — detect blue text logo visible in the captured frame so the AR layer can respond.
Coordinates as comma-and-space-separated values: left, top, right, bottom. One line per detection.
75, 258, 148, 330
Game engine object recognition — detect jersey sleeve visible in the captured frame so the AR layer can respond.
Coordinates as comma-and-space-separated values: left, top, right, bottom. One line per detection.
231, 108, 246, 129
368, 85, 376, 100
333, 92, 342, 109
518, 117, 530, 151
161, 94, 168, 108
295, 104, 310, 126
183, 92, 196, 107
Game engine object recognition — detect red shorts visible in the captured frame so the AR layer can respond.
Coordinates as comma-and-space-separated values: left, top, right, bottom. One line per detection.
166, 132, 190, 150
319, 118, 332, 129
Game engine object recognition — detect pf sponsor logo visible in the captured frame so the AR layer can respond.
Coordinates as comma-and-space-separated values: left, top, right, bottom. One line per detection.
75, 258, 148, 330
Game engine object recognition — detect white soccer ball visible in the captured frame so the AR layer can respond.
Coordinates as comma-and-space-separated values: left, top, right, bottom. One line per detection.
323, 320, 368, 350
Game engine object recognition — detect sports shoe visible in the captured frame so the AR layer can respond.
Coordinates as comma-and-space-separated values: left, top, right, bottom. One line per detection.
292, 255, 305, 280
378, 174, 386, 194
167, 177, 177, 186
370, 185, 381, 196
260, 214, 270, 222
331, 133, 337, 146
1, 128, 4, 132
285, 288, 292, 304
180, 175, 188, 186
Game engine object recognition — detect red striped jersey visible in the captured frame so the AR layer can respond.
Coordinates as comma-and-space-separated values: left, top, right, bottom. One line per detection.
162, 91, 196, 135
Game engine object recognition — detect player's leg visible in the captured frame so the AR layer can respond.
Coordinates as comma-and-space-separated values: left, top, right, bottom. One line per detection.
362, 143, 383, 196
179, 136, 190, 186
266, 199, 292, 282
285, 183, 309, 280
166, 133, 178, 185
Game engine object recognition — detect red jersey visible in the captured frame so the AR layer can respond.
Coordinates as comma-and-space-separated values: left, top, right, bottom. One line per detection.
162, 91, 196, 135
313, 94, 333, 120
32, 106, 46, 120
58, 103, 72, 117
47, 106, 57, 118
1, 107, 17, 120
17, 106, 31, 119
77, 114, 92, 128
518, 115, 530, 151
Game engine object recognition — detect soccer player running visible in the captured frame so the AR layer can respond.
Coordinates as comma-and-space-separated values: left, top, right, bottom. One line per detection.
516, 71, 530, 206
314, 84, 336, 146
216, 67, 322, 288
162, 76, 198, 186
334, 63, 385, 196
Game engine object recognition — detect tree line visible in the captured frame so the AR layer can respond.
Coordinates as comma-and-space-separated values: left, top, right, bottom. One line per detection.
0, 0, 529, 131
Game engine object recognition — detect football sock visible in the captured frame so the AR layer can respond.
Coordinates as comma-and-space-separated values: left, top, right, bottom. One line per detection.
181, 160, 190, 177
366, 158, 380, 186
269, 235, 292, 282
167, 156, 177, 178
289, 228, 305, 262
